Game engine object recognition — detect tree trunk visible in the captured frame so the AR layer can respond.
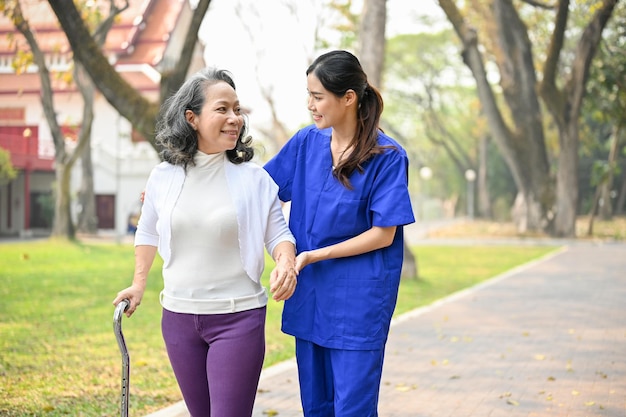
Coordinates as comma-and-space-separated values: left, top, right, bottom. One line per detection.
357, 0, 387, 88
553, 124, 580, 237
477, 133, 492, 218
587, 179, 603, 237
52, 163, 75, 238
615, 161, 626, 215
77, 135, 98, 234
74, 62, 98, 234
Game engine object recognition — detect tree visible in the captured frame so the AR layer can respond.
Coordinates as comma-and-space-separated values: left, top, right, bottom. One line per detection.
47, 0, 212, 150
538, 0, 619, 236
437, 0, 619, 237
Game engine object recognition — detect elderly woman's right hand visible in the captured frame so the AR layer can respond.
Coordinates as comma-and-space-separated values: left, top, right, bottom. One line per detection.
112, 285, 144, 317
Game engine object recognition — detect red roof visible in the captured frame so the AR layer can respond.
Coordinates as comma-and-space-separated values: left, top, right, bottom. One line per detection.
0, 68, 160, 96
0, 0, 187, 94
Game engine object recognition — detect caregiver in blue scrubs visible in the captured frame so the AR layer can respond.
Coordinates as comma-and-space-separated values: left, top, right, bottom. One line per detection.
264, 50, 415, 417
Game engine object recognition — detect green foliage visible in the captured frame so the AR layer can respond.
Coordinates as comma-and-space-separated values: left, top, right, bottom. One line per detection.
0, 148, 17, 185
0, 239, 557, 416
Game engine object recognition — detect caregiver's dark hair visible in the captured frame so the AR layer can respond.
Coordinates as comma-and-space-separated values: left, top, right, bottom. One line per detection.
306, 50, 388, 189
155, 67, 254, 169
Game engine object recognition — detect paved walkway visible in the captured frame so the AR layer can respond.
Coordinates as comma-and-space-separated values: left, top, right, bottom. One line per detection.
147, 240, 626, 417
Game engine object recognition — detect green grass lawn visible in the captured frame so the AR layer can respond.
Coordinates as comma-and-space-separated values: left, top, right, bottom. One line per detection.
0, 239, 557, 416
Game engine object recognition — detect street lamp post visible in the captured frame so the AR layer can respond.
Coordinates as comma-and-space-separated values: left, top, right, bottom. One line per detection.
465, 169, 476, 220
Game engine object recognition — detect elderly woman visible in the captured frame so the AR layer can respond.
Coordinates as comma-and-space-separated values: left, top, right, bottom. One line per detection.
114, 67, 297, 417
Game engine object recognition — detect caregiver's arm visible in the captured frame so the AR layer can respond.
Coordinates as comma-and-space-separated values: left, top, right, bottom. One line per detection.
295, 225, 396, 272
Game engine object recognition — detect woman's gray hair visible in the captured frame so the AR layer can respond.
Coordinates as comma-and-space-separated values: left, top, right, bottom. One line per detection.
155, 67, 254, 168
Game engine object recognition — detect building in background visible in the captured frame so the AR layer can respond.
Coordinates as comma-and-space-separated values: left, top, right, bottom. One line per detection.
0, 0, 205, 238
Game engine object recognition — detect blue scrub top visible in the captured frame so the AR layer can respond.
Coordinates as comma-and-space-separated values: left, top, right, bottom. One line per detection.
264, 125, 415, 350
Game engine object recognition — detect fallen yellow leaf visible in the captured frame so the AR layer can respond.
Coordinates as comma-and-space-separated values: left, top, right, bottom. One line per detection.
584, 401, 595, 406
534, 354, 546, 361
571, 390, 579, 396
263, 410, 279, 416
507, 399, 520, 406
395, 383, 413, 392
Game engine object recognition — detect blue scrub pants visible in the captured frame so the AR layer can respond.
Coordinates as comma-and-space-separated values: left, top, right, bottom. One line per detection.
295, 338, 385, 417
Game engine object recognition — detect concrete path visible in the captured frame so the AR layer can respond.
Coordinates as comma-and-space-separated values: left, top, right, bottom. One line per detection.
147, 240, 626, 417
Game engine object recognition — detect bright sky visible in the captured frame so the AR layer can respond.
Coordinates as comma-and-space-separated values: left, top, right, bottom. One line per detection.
199, 0, 444, 134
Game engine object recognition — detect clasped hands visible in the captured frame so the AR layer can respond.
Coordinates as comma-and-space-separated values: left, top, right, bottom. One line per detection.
269, 254, 298, 301
269, 250, 317, 301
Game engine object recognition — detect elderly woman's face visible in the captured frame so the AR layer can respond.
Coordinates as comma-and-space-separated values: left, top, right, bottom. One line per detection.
185, 81, 243, 154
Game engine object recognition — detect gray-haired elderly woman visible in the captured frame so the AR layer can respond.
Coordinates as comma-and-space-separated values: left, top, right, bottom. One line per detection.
113, 67, 297, 417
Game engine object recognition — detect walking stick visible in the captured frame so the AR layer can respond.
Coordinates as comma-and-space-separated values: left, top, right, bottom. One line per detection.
113, 299, 130, 417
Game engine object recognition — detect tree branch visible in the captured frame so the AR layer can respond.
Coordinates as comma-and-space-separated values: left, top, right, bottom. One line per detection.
159, 0, 213, 100
566, 0, 619, 120
12, 1, 65, 159
538, 0, 569, 120
48, 0, 158, 144
518, 0, 556, 10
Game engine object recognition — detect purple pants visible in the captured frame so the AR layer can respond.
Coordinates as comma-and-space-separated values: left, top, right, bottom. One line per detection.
161, 307, 266, 417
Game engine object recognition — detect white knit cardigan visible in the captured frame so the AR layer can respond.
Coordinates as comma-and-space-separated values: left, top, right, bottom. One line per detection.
135, 155, 295, 283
